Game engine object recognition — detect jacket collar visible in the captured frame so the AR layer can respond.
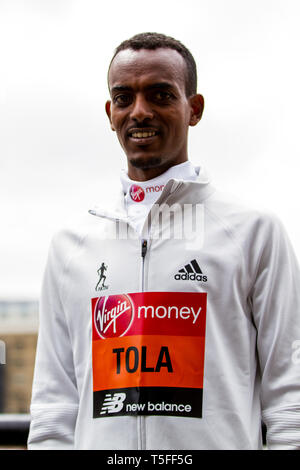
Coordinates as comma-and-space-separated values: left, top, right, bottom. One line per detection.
89, 165, 215, 221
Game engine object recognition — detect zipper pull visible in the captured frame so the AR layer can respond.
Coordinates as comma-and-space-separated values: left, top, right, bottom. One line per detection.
141, 239, 148, 258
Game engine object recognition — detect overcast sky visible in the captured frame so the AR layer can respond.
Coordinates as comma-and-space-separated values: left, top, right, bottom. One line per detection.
1, 0, 300, 300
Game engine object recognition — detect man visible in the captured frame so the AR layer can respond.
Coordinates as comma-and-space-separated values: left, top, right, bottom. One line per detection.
28, 32, 300, 450
95, 262, 108, 291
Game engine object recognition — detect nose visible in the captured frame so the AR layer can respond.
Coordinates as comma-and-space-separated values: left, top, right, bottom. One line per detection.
130, 94, 154, 122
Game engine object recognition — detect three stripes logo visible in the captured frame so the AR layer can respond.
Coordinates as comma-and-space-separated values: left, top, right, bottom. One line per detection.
174, 259, 207, 282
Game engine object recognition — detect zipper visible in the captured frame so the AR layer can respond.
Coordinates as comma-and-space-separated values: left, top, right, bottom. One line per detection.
138, 237, 148, 450
141, 238, 148, 257
141, 239, 148, 292
138, 190, 176, 449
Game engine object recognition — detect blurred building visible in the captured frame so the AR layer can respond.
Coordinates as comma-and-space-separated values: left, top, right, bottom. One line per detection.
0, 301, 38, 414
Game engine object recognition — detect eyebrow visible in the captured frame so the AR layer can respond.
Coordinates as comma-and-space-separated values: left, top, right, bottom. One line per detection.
111, 82, 175, 93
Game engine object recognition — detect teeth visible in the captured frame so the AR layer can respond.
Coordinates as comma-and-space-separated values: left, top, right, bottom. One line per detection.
131, 131, 156, 138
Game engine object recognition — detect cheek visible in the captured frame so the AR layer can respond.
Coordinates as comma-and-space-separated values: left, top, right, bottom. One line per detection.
165, 108, 189, 131
110, 110, 126, 132
168, 117, 188, 139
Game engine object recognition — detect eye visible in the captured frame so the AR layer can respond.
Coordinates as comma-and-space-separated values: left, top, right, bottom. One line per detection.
153, 91, 174, 102
113, 94, 132, 106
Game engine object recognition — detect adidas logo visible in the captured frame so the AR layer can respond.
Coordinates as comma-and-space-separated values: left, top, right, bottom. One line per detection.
174, 259, 207, 282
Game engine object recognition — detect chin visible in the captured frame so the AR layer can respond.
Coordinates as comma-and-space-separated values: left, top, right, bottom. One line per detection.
129, 156, 163, 170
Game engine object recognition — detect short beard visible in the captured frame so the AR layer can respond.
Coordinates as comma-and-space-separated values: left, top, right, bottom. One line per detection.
129, 156, 162, 170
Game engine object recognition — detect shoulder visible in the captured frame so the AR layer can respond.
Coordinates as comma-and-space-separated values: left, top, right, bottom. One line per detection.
203, 189, 290, 256
48, 210, 104, 264
206, 188, 283, 231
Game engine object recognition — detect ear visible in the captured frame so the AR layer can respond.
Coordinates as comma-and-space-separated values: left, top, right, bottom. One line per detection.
105, 100, 115, 131
189, 94, 204, 127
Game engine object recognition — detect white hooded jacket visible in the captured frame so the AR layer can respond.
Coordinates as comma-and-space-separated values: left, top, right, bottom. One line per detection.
28, 166, 300, 450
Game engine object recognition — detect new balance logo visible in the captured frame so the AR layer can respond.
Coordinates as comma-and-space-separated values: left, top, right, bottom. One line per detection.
100, 392, 126, 415
174, 259, 207, 282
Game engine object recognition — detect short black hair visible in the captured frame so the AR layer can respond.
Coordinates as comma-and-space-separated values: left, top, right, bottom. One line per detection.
108, 32, 197, 97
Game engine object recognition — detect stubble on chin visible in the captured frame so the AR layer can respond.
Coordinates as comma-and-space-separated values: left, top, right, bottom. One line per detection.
129, 156, 162, 170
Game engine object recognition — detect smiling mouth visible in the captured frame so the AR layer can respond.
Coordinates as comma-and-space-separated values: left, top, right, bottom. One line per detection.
131, 131, 156, 138
128, 129, 159, 139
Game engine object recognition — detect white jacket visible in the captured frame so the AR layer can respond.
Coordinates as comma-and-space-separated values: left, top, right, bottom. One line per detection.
28, 168, 300, 450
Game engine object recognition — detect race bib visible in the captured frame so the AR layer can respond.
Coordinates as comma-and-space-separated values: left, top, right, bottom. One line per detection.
91, 292, 207, 418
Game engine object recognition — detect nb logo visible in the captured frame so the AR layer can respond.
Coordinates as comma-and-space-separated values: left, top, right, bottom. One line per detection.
100, 392, 126, 415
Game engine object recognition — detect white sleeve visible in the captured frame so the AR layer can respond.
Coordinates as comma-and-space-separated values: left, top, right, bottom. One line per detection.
250, 214, 300, 449
27, 233, 79, 449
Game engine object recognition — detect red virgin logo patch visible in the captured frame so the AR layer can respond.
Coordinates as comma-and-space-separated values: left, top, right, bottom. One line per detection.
94, 294, 134, 339
129, 184, 145, 202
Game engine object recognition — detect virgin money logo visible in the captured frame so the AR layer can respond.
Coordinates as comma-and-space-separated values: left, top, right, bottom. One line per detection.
94, 294, 134, 339
129, 184, 145, 202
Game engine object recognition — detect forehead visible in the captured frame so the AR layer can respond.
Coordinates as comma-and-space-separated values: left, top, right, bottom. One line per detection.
108, 48, 187, 92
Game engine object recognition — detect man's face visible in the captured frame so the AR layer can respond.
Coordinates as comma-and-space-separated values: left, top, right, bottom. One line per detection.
106, 48, 204, 180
